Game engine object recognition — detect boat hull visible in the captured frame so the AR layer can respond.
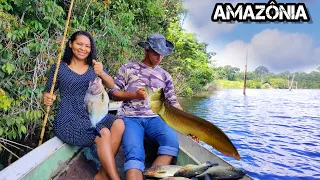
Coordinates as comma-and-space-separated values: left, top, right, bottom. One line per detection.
0, 102, 253, 180
0, 132, 253, 180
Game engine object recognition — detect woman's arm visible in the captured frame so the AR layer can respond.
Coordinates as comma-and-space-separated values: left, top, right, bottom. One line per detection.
43, 63, 59, 106
92, 60, 114, 89
99, 71, 114, 89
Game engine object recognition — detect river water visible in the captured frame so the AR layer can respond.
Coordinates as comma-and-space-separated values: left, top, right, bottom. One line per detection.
179, 89, 320, 180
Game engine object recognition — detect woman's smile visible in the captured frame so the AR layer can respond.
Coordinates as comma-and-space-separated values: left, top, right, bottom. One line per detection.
77, 50, 88, 57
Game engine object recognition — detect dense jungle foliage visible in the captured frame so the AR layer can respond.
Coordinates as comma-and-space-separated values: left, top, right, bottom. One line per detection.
215, 65, 320, 89
0, 0, 215, 168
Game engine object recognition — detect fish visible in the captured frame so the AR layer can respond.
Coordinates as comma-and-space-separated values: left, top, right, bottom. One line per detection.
173, 162, 218, 178
143, 163, 245, 180
84, 77, 109, 137
195, 166, 246, 180
143, 165, 183, 178
145, 87, 241, 160
162, 177, 192, 180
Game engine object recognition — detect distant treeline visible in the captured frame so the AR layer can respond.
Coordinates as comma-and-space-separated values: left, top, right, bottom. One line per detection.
214, 65, 320, 89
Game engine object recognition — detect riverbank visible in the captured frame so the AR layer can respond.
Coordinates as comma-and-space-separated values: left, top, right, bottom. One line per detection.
217, 80, 274, 89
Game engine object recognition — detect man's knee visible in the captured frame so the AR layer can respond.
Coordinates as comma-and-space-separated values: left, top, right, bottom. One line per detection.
162, 134, 179, 148
157, 132, 179, 157
158, 127, 179, 148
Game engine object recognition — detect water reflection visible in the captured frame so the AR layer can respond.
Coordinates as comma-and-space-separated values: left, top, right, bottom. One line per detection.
179, 89, 320, 180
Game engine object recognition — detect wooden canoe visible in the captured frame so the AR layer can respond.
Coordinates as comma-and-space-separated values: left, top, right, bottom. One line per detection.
0, 102, 253, 180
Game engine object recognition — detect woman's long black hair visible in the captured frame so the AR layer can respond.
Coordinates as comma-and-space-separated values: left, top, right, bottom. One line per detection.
62, 31, 97, 66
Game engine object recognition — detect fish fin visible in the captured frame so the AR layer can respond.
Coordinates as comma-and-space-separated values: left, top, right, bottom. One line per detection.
206, 161, 219, 167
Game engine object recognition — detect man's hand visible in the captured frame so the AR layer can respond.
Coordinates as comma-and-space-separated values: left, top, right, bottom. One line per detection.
43, 92, 56, 106
92, 60, 104, 76
187, 134, 200, 143
135, 88, 147, 100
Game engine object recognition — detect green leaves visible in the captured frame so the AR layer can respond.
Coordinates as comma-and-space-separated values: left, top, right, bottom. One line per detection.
164, 22, 215, 96
21, 124, 27, 134
0, 127, 4, 136
1, 62, 15, 75
0, 87, 34, 140
25, 110, 43, 121
0, 2, 13, 11
0, 89, 13, 111
0, 117, 27, 140
22, 47, 30, 56
6, 32, 13, 39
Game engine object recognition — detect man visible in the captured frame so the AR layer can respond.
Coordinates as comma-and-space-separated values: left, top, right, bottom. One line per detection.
108, 33, 182, 180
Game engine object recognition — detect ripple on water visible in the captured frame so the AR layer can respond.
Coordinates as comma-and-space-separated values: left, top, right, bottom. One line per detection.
181, 89, 320, 180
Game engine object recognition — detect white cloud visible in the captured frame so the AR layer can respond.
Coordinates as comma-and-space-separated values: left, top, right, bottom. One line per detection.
213, 29, 320, 72
182, 0, 241, 42
182, 0, 319, 72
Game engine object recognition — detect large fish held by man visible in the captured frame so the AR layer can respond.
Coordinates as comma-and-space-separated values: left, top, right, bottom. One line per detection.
145, 87, 241, 160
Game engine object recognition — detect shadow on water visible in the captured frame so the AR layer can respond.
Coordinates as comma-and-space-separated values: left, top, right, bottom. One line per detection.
179, 89, 320, 180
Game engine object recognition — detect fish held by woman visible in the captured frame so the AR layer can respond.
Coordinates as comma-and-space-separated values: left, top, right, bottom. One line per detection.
84, 77, 109, 137
145, 87, 241, 160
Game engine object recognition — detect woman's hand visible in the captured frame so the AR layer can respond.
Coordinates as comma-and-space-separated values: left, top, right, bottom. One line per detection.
43, 92, 56, 106
93, 59, 115, 88
92, 60, 104, 76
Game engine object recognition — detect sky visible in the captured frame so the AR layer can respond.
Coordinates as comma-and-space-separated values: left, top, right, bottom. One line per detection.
181, 0, 320, 73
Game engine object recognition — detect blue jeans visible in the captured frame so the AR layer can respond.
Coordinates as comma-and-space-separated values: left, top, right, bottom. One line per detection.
122, 116, 179, 172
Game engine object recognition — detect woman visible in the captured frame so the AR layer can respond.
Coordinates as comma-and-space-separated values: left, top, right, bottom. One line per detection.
43, 31, 123, 180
